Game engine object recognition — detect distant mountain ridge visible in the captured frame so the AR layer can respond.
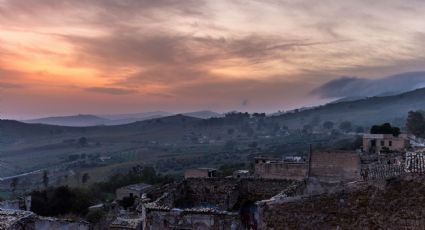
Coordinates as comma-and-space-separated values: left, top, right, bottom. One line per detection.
22, 110, 222, 127
24, 114, 109, 127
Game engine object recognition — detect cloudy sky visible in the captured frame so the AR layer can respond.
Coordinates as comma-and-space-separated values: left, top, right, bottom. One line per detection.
1, 0, 425, 119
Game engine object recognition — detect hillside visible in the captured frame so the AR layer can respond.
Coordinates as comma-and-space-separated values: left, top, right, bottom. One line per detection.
273, 87, 425, 128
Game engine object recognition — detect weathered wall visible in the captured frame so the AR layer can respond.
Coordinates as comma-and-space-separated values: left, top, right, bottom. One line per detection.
185, 169, 208, 179
258, 177, 425, 230
309, 151, 360, 183
254, 162, 308, 180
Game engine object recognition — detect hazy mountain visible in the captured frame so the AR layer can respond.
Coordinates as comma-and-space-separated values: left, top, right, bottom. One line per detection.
24, 114, 110, 127
99, 111, 172, 120
183, 110, 223, 119
274, 87, 425, 128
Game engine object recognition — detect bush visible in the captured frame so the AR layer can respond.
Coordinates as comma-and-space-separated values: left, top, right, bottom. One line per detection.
86, 209, 106, 224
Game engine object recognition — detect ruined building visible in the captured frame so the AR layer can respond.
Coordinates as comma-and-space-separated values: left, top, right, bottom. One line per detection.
363, 133, 409, 153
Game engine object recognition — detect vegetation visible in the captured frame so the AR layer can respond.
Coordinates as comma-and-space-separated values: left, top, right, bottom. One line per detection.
30, 186, 96, 217
406, 110, 425, 137
370, 123, 400, 136
339, 121, 353, 133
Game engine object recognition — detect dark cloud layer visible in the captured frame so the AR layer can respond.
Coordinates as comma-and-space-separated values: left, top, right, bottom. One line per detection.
84, 87, 137, 95
311, 71, 425, 99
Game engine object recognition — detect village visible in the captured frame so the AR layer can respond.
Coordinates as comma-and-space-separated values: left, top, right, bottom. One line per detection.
2, 125, 425, 229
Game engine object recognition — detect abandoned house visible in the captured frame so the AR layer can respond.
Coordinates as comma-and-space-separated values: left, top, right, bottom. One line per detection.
363, 133, 409, 153
116, 183, 153, 200
184, 168, 218, 179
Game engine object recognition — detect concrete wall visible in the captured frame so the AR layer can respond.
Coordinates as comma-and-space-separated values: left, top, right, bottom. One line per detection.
309, 151, 360, 183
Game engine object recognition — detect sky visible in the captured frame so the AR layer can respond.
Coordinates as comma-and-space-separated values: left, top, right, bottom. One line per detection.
1, 0, 425, 119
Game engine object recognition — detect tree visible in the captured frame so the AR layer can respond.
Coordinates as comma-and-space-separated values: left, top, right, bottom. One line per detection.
323, 121, 334, 130
78, 137, 88, 147
82, 173, 90, 184
42, 170, 49, 188
370, 123, 400, 136
10, 178, 18, 196
339, 121, 352, 133
406, 111, 425, 137
354, 126, 364, 133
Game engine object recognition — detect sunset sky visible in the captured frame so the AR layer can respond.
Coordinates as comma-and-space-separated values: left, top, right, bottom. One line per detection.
1, 0, 425, 119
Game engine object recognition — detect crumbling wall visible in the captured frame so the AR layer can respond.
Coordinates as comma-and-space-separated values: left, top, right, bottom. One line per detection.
144, 208, 240, 230
309, 151, 360, 183
258, 177, 425, 230
179, 178, 303, 210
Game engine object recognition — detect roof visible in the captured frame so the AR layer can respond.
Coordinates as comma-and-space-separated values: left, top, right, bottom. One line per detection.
0, 209, 35, 229
110, 217, 143, 229
119, 183, 152, 192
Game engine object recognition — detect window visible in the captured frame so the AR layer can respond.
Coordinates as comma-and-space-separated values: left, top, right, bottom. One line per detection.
380, 140, 385, 146
389, 141, 392, 146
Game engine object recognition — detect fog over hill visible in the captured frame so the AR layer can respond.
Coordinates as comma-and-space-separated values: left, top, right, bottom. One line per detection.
311, 71, 425, 102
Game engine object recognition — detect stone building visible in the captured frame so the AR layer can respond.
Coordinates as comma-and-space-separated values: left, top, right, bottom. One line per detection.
253, 157, 308, 181
184, 168, 217, 179
116, 183, 153, 200
363, 133, 409, 153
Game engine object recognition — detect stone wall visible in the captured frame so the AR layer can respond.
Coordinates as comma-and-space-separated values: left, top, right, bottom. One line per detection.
309, 151, 360, 183
254, 161, 308, 181
258, 177, 425, 230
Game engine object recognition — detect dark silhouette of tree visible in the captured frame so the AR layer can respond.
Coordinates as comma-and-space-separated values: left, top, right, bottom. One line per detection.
82, 173, 90, 184
78, 137, 88, 147
339, 121, 352, 132
406, 111, 425, 137
370, 123, 400, 136
42, 170, 49, 188
323, 121, 334, 130
10, 178, 18, 196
